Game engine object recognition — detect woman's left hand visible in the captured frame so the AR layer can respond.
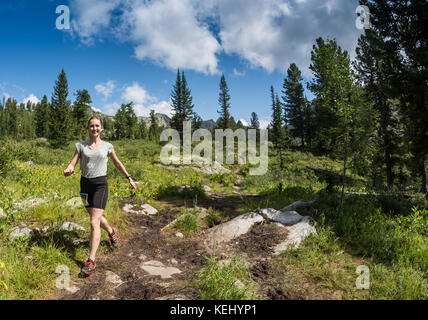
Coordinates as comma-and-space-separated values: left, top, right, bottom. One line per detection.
129, 178, 137, 190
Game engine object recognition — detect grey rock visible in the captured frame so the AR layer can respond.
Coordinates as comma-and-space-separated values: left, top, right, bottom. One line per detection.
204, 212, 264, 246
60, 222, 85, 232
259, 208, 303, 225
9, 226, 34, 239
273, 216, 317, 255
140, 260, 182, 279
105, 271, 124, 288
0, 207, 5, 218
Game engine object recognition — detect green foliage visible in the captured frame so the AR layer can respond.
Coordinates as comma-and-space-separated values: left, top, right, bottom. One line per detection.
217, 74, 232, 130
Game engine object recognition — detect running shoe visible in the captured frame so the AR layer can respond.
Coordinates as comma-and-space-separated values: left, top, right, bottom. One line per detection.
81, 258, 96, 275
108, 227, 119, 248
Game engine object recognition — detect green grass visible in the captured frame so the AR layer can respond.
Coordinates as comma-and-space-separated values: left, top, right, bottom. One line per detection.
193, 255, 259, 300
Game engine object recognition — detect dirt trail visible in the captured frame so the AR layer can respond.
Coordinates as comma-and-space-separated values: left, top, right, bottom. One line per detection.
49, 193, 321, 300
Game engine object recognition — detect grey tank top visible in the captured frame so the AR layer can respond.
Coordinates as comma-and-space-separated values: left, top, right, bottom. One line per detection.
76, 140, 113, 178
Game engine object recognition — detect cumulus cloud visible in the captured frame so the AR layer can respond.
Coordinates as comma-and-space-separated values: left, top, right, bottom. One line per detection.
134, 100, 173, 118
103, 102, 121, 116
121, 82, 157, 105
95, 80, 116, 98
70, 0, 121, 45
23, 94, 40, 105
70, 0, 361, 75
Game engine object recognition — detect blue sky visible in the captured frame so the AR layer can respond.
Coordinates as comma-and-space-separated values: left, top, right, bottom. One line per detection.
1, 0, 363, 128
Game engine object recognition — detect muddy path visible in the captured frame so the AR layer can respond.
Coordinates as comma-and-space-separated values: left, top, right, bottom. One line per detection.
49, 193, 317, 300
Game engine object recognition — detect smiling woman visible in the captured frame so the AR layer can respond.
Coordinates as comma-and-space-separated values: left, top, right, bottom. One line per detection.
63, 115, 137, 276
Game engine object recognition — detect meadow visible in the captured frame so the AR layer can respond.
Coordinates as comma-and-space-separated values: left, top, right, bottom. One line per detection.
0, 138, 426, 300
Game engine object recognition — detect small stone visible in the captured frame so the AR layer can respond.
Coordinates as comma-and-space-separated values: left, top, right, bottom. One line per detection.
141, 204, 158, 215
9, 227, 34, 239
169, 258, 178, 265
105, 271, 124, 288
60, 222, 85, 232
0, 207, 5, 218
175, 232, 184, 238
138, 254, 147, 260
63, 197, 82, 210
140, 260, 182, 279
203, 185, 211, 192
66, 285, 80, 294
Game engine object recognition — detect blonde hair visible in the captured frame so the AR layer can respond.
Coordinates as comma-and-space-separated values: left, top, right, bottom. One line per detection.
87, 116, 103, 128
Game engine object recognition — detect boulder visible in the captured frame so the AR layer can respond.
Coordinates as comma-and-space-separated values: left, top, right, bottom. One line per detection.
204, 212, 264, 245
272, 216, 316, 255
122, 203, 158, 215
105, 271, 124, 289
141, 204, 158, 215
259, 208, 303, 225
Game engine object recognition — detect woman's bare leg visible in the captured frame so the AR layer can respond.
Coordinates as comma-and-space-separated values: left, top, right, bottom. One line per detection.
88, 208, 105, 261
86, 207, 113, 235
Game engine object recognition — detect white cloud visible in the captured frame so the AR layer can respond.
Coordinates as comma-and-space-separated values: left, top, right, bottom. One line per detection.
232, 68, 245, 77
103, 102, 121, 116
133, 100, 173, 118
23, 94, 40, 105
121, 82, 157, 105
95, 80, 116, 98
91, 106, 103, 113
70, 0, 121, 45
122, 0, 221, 74
1, 92, 10, 101
70, 0, 361, 75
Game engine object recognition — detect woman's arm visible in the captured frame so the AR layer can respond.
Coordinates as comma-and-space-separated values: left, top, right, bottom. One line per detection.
109, 148, 137, 190
64, 150, 80, 176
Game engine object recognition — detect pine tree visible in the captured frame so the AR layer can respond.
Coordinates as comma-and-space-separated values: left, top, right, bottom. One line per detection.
114, 104, 127, 140
282, 63, 306, 147
250, 112, 259, 129
125, 103, 138, 139
34, 95, 49, 138
73, 89, 92, 140
270, 86, 287, 168
217, 74, 231, 129
170, 70, 194, 137
148, 109, 160, 142
138, 119, 148, 140
49, 69, 72, 148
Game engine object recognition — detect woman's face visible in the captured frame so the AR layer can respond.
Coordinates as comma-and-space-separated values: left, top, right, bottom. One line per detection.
88, 119, 103, 138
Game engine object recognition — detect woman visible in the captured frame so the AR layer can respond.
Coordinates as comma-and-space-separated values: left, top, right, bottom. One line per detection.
63, 116, 137, 275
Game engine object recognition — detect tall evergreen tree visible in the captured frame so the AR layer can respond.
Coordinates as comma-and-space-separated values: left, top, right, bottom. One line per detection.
250, 112, 259, 129
34, 95, 50, 138
270, 86, 287, 168
282, 63, 306, 147
217, 74, 231, 129
148, 109, 160, 142
359, 0, 428, 197
73, 89, 92, 140
170, 70, 194, 137
138, 119, 148, 140
49, 69, 72, 148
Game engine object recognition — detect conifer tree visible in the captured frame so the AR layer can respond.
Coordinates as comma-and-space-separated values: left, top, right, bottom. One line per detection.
34, 95, 50, 138
250, 112, 259, 129
49, 69, 72, 148
148, 109, 160, 142
282, 63, 306, 147
270, 86, 287, 168
73, 89, 92, 140
170, 70, 194, 137
217, 74, 231, 129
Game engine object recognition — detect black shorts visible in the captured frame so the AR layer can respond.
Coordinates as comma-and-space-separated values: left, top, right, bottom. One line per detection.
80, 176, 108, 210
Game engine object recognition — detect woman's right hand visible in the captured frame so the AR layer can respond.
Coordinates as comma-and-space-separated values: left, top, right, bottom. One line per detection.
63, 166, 74, 177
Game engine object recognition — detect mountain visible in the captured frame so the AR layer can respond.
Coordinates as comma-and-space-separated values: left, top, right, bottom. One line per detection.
138, 113, 171, 128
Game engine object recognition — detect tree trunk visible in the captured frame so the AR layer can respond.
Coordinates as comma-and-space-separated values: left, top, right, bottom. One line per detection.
336, 150, 348, 220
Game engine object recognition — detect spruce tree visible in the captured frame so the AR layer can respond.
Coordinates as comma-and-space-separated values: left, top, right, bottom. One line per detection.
270, 86, 287, 168
73, 89, 92, 140
282, 63, 306, 147
250, 112, 259, 129
138, 119, 148, 140
217, 74, 231, 129
148, 109, 160, 142
170, 70, 194, 137
34, 95, 50, 138
49, 69, 72, 148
